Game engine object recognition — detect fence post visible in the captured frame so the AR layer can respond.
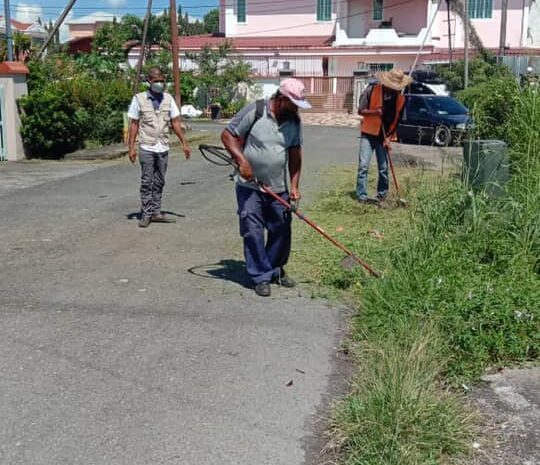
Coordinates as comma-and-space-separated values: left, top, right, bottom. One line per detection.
333, 77, 337, 94
352, 69, 369, 114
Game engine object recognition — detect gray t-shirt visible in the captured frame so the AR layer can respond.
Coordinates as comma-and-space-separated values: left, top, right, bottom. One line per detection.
226, 99, 302, 193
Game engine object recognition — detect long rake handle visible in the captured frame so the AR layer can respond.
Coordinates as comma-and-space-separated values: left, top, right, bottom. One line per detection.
260, 184, 381, 278
386, 148, 401, 197
199, 144, 381, 278
381, 127, 401, 198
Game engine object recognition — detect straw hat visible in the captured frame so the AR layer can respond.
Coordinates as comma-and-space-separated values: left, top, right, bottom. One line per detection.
376, 68, 413, 91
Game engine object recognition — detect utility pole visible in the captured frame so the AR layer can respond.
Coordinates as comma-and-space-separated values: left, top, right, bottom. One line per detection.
38, 0, 78, 58
169, 0, 181, 108
133, 0, 153, 93
498, 0, 508, 60
464, 0, 469, 88
3, 0, 14, 61
446, 0, 453, 69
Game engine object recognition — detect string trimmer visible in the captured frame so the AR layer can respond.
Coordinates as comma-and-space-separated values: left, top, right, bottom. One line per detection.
198, 144, 381, 278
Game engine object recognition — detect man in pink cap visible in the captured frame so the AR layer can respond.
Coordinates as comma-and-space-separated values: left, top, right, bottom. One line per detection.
221, 78, 311, 297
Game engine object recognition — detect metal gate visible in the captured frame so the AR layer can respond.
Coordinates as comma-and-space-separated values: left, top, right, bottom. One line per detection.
295, 76, 354, 113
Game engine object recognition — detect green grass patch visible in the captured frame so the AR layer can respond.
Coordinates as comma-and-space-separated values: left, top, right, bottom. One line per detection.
335, 321, 473, 465
289, 91, 539, 462
289, 165, 415, 298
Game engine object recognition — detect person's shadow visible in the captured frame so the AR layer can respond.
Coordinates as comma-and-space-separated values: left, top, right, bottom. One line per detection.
188, 259, 251, 288
126, 210, 186, 220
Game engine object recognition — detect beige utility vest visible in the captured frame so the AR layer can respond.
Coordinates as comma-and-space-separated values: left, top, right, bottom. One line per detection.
135, 92, 173, 147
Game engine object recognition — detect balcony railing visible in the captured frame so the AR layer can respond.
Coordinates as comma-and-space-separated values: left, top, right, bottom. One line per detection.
334, 27, 431, 47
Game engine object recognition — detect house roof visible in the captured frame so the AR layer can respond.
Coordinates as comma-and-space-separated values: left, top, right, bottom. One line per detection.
11, 19, 33, 31
177, 34, 335, 51
67, 12, 116, 25
0, 61, 30, 75
0, 17, 34, 31
430, 47, 540, 59
68, 36, 94, 54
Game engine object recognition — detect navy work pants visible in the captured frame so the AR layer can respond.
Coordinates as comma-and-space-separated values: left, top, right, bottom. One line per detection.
235, 185, 292, 285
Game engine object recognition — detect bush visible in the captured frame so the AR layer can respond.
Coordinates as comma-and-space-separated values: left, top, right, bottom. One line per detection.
19, 87, 88, 159
457, 76, 521, 141
26, 55, 79, 92
219, 98, 247, 118
435, 57, 514, 93
358, 179, 539, 381
61, 75, 132, 145
21, 58, 133, 155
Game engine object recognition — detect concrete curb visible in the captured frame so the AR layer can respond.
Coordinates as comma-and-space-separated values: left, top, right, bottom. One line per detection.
64, 144, 127, 161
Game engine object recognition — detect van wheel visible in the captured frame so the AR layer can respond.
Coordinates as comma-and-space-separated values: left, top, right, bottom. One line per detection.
433, 125, 451, 146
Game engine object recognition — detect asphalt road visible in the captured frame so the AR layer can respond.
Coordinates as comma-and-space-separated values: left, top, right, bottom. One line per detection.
0, 123, 363, 465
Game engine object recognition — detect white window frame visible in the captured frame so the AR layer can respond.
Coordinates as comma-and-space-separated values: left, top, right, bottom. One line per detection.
368, 62, 394, 72
372, 0, 384, 21
316, 0, 332, 22
237, 0, 247, 23
468, 0, 493, 19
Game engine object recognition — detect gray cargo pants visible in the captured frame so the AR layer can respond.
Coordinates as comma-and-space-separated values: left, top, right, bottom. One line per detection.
139, 148, 168, 218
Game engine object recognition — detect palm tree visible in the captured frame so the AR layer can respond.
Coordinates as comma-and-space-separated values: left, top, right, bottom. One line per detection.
448, 0, 486, 53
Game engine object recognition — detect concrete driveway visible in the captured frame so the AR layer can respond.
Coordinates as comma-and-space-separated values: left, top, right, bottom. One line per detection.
0, 123, 386, 465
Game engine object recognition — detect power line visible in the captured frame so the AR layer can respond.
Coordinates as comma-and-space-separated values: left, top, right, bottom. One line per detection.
1, 0, 407, 12
2, 0, 428, 40
0, 2, 217, 10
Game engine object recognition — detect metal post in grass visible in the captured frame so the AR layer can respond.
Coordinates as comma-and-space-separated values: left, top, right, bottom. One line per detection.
3, 0, 14, 61
464, 0, 469, 88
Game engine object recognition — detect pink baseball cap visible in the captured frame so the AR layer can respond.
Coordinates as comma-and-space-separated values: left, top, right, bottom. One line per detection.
279, 78, 311, 109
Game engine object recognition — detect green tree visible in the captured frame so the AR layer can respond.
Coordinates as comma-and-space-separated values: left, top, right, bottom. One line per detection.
188, 42, 252, 111
176, 6, 206, 36
203, 9, 219, 34
0, 31, 33, 61
119, 14, 144, 41
93, 21, 130, 61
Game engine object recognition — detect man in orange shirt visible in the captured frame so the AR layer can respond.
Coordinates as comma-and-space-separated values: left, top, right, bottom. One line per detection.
356, 69, 412, 206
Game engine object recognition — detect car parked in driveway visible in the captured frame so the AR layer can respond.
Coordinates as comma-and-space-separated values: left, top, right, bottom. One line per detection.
404, 81, 436, 95
397, 94, 471, 146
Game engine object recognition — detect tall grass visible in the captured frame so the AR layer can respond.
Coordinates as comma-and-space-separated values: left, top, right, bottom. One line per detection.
336, 321, 473, 465
350, 88, 538, 380
292, 88, 539, 464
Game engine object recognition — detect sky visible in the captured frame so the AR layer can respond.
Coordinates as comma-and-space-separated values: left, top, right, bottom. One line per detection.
8, 0, 218, 23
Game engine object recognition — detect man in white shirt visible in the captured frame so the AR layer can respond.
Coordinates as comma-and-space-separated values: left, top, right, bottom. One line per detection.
127, 67, 191, 228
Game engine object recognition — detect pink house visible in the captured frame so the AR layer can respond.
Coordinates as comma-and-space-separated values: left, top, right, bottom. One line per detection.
166, 0, 539, 110
66, 12, 115, 41
182, 0, 537, 73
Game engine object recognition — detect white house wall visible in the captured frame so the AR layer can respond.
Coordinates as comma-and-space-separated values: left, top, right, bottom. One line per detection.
431, 0, 529, 49
528, 0, 540, 46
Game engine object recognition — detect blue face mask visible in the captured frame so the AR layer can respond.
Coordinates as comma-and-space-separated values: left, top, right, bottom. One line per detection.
150, 82, 165, 94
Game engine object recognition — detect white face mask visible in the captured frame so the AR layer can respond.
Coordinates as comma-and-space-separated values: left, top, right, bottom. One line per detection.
149, 81, 165, 94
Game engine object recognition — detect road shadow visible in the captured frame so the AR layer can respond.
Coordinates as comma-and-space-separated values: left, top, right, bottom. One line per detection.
187, 259, 251, 288
126, 210, 186, 220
